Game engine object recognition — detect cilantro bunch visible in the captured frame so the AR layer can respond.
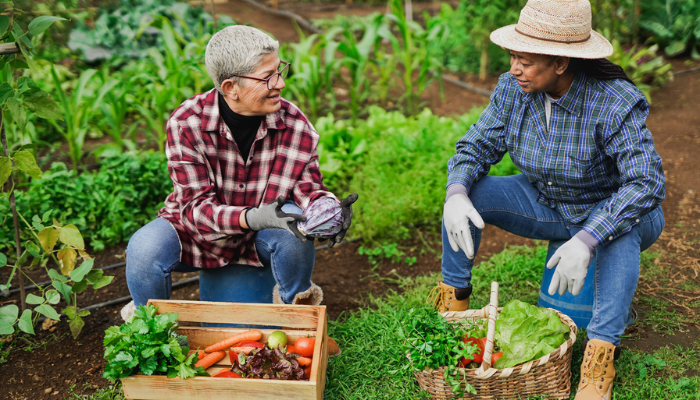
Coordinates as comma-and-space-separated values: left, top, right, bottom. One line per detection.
102, 304, 207, 381
399, 305, 480, 396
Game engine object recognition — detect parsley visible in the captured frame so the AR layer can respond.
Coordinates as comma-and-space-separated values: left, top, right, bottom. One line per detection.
102, 304, 207, 381
399, 305, 480, 397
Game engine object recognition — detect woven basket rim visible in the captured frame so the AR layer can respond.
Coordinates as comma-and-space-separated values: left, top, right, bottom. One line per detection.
422, 306, 578, 378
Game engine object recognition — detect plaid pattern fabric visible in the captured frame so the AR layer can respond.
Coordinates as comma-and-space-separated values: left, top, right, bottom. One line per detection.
447, 72, 665, 245
159, 89, 335, 268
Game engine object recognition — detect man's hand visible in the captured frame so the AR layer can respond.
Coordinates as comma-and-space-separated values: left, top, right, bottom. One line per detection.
443, 193, 485, 259
328, 193, 358, 248
546, 237, 592, 296
245, 196, 308, 243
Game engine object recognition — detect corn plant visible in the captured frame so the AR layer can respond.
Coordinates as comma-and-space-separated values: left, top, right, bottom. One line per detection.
48, 66, 118, 171
280, 30, 340, 123
96, 67, 142, 155
384, 0, 443, 115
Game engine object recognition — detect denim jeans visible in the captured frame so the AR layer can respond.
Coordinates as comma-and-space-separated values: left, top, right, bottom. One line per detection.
442, 174, 665, 345
125, 203, 316, 306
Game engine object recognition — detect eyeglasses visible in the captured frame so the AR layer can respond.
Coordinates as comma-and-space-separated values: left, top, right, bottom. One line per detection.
231, 61, 290, 90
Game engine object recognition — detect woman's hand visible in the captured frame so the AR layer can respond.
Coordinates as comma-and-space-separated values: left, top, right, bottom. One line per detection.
546, 236, 592, 296
443, 194, 485, 259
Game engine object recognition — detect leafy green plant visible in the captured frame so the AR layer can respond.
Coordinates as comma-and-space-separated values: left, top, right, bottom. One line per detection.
358, 243, 416, 266
608, 39, 674, 102
640, 0, 700, 58
67, 0, 233, 62
103, 304, 207, 381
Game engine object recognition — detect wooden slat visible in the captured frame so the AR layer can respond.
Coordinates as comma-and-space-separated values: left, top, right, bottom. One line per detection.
122, 375, 317, 400
148, 300, 322, 328
179, 326, 317, 350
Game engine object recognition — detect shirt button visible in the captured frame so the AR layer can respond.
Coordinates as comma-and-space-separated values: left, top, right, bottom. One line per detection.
636, 219, 640, 223
547, 181, 553, 186
239, 184, 244, 188
609, 236, 614, 241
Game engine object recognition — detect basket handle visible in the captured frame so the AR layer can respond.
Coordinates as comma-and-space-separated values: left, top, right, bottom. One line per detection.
475, 281, 498, 377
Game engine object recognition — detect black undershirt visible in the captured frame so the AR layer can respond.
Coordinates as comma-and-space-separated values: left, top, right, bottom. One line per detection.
218, 93, 264, 163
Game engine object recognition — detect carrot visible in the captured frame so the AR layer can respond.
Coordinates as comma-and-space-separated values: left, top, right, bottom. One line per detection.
296, 356, 312, 367
230, 346, 259, 355
196, 350, 206, 360
195, 351, 225, 369
205, 330, 263, 353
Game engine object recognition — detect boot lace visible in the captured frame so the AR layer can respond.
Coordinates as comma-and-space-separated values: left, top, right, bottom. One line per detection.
426, 285, 444, 310
581, 345, 608, 385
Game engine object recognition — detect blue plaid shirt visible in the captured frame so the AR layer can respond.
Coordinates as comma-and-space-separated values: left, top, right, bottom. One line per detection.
447, 72, 665, 246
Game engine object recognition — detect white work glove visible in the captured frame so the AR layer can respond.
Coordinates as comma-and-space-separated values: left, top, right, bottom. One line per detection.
443, 193, 485, 259
546, 237, 592, 296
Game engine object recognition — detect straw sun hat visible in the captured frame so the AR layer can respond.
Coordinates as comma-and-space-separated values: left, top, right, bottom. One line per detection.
490, 0, 613, 59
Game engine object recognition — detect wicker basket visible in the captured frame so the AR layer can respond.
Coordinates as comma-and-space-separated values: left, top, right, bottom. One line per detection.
414, 282, 578, 400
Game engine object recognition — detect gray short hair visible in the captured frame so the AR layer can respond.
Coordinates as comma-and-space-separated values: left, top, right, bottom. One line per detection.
205, 25, 279, 94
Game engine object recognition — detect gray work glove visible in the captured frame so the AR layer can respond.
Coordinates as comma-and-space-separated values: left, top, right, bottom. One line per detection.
546, 236, 591, 296
443, 193, 485, 259
246, 196, 308, 243
328, 193, 358, 248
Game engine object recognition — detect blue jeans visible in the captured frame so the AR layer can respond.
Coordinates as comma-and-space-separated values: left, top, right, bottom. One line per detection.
125, 203, 316, 306
442, 174, 665, 345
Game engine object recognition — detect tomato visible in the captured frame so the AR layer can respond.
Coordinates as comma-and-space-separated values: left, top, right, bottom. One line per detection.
491, 352, 504, 367
295, 337, 316, 358
461, 337, 487, 365
286, 344, 296, 354
212, 370, 242, 378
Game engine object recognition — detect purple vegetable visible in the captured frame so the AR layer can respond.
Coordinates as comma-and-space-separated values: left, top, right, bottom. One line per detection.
298, 197, 344, 238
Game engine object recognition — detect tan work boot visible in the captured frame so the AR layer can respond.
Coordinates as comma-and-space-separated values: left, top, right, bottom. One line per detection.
575, 339, 616, 400
426, 281, 471, 313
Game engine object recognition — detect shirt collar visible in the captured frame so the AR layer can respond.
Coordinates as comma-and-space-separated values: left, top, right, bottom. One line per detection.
200, 89, 287, 133
520, 72, 586, 118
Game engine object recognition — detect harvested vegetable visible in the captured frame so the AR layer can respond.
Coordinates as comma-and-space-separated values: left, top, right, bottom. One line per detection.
296, 355, 312, 367
212, 370, 242, 378
267, 330, 288, 350
195, 351, 226, 369
461, 337, 487, 365
205, 330, 262, 353
232, 345, 306, 380
493, 300, 569, 369
327, 336, 341, 357
298, 197, 344, 238
294, 337, 315, 357
102, 304, 208, 381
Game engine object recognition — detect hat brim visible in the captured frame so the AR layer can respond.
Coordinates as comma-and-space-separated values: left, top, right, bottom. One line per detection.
490, 25, 613, 59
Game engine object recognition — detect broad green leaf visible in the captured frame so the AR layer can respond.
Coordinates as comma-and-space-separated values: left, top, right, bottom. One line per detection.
48, 268, 67, 282
85, 269, 103, 283
0, 253, 7, 268
7, 97, 26, 132
71, 278, 88, 293
0, 15, 9, 35
92, 275, 114, 290
69, 315, 84, 338
25, 240, 41, 258
0, 304, 18, 334
665, 41, 687, 57
16, 249, 29, 266
63, 306, 77, 320
52, 280, 72, 305
45, 289, 60, 304
0, 82, 12, 105
35, 304, 61, 321
38, 227, 59, 253
0, 156, 10, 186
58, 224, 85, 250
25, 293, 44, 305
13, 150, 42, 180
57, 247, 77, 275
78, 310, 90, 317
22, 89, 62, 120
70, 258, 94, 282
18, 309, 34, 335
28, 16, 66, 36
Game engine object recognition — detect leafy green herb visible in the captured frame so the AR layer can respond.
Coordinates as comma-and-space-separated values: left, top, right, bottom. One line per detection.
102, 304, 207, 381
399, 305, 480, 396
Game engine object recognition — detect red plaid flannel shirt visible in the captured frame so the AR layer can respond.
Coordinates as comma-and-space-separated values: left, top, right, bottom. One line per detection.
158, 89, 336, 268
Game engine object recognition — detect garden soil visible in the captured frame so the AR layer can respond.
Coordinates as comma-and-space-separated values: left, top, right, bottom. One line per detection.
1, 2, 699, 399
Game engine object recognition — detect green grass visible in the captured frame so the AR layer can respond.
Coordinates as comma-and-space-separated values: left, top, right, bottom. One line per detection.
66, 382, 125, 400
325, 244, 700, 399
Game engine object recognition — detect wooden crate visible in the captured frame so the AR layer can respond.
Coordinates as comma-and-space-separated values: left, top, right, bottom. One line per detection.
121, 300, 328, 400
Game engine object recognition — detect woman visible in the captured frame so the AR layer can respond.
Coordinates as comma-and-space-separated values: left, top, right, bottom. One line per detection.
122, 26, 356, 319
431, 1, 665, 399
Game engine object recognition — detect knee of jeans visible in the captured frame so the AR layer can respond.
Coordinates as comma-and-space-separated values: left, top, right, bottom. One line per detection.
281, 202, 303, 215
275, 232, 316, 262
126, 224, 179, 275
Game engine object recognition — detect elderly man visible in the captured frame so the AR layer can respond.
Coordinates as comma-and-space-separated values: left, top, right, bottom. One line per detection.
430, 0, 665, 399
122, 25, 356, 318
